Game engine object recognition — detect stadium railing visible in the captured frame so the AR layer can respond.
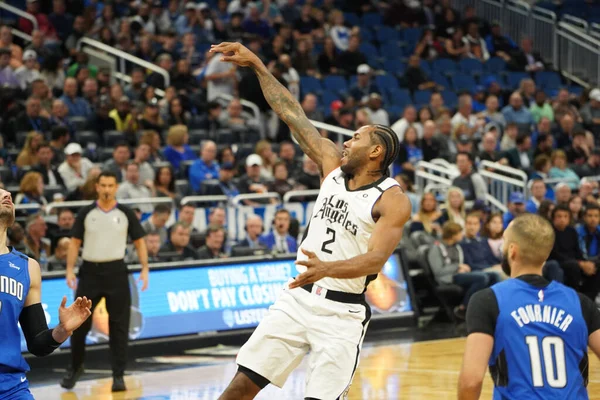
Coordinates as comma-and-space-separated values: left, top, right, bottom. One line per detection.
0, 2, 38, 31
479, 160, 529, 205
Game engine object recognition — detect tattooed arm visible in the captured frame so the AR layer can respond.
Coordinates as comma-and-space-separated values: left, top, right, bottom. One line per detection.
210, 42, 342, 176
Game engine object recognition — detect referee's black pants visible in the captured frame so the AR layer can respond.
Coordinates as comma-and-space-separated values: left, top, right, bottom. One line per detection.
70, 260, 131, 377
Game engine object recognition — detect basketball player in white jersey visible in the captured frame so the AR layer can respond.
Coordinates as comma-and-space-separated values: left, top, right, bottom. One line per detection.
211, 42, 411, 400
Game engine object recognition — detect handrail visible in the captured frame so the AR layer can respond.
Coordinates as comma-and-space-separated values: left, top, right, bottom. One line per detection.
310, 120, 354, 137
478, 169, 527, 187
231, 193, 281, 206
428, 158, 454, 169
415, 170, 453, 186
10, 29, 31, 42
562, 14, 589, 31
180, 195, 229, 205
506, 0, 530, 12
531, 6, 556, 21
486, 193, 508, 213
45, 197, 174, 213
283, 190, 320, 203
416, 160, 459, 178
479, 160, 528, 182
558, 21, 600, 47
543, 177, 580, 186
14, 203, 42, 211
77, 37, 170, 87
0, 3, 38, 30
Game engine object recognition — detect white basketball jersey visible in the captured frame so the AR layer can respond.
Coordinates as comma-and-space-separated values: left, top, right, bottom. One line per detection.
296, 167, 400, 294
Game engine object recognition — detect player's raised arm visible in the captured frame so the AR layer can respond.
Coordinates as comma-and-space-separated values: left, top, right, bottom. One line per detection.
210, 42, 342, 177
19, 258, 92, 357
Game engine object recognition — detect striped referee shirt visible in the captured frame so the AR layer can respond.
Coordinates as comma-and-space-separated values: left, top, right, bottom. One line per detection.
71, 202, 146, 262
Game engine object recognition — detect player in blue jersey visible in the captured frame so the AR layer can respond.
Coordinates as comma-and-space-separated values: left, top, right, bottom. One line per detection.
0, 188, 92, 400
458, 213, 600, 399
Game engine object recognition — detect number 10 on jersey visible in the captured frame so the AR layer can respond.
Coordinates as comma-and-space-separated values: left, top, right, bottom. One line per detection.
525, 336, 567, 388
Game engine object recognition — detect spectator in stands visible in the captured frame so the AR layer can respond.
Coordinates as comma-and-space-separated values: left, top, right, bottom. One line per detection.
49, 0, 74, 42
39, 54, 64, 96
317, 36, 338, 75
141, 204, 171, 245
484, 21, 517, 60
23, 213, 50, 269
49, 99, 75, 134
160, 222, 197, 261
366, 94, 389, 126
463, 21, 489, 61
550, 204, 600, 300
131, 144, 153, 186
189, 140, 220, 194
502, 192, 526, 228
575, 203, 600, 290
163, 125, 197, 171
236, 215, 264, 249
392, 106, 422, 142
461, 213, 504, 282
49, 208, 74, 253
139, 130, 164, 164
478, 94, 506, 129
219, 98, 252, 131
196, 101, 223, 136
410, 192, 442, 236
436, 6, 460, 39
64, 166, 100, 201
532, 132, 554, 161
13, 98, 51, 143
126, 230, 161, 264
165, 97, 191, 127
452, 152, 487, 201
47, 237, 72, 271
145, 54, 172, 91
174, 204, 198, 233
255, 140, 277, 180
421, 120, 441, 161
554, 114, 578, 150
445, 28, 469, 60
396, 126, 423, 182
570, 195, 584, 225
504, 133, 533, 172
327, 10, 351, 52
15, 50, 40, 91
581, 88, 600, 137
525, 179, 547, 214
16, 131, 43, 168
16, 171, 47, 212
478, 131, 506, 165
502, 91, 534, 126
124, 69, 147, 102
0, 25, 22, 69
530, 89, 554, 124
518, 78, 536, 108
549, 149, 580, 191
499, 122, 518, 151
451, 93, 478, 133
103, 143, 130, 183
242, 5, 271, 39
336, 34, 366, 76
116, 162, 153, 214
349, 64, 379, 104
403, 55, 437, 94
49, 126, 69, 166
0, 47, 19, 89
554, 182, 571, 206
435, 116, 458, 161
566, 131, 590, 166
553, 89, 582, 123
429, 92, 445, 119
577, 148, 600, 178
579, 181, 597, 205
59, 77, 91, 118
428, 221, 491, 319
510, 37, 544, 72
438, 186, 467, 228
205, 161, 239, 198
414, 28, 443, 61
139, 99, 166, 133
33, 142, 64, 187
238, 154, 270, 204
537, 199, 555, 222
268, 162, 294, 198
87, 95, 116, 134
197, 225, 226, 259
301, 93, 323, 122
30, 79, 53, 117
294, 155, 320, 190
259, 209, 297, 254
204, 50, 237, 102
153, 165, 176, 200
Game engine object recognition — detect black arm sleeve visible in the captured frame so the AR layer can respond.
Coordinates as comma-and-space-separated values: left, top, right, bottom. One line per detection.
578, 292, 600, 335
466, 288, 500, 336
19, 303, 62, 357
120, 204, 146, 241
70, 204, 93, 240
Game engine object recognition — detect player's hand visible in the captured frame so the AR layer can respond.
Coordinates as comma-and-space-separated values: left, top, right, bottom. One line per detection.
138, 269, 149, 292
57, 296, 92, 335
66, 271, 77, 290
210, 42, 262, 68
290, 248, 327, 289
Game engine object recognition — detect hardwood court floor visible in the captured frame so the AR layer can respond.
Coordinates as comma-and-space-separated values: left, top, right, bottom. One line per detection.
30, 338, 600, 400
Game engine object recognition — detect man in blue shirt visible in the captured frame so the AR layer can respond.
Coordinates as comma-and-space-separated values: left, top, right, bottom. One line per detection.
259, 209, 298, 254
525, 179, 546, 214
59, 77, 91, 118
575, 203, 600, 301
502, 192, 525, 228
188, 140, 220, 194
502, 91, 534, 126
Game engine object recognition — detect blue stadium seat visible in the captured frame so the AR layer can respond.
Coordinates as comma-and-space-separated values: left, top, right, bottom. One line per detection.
375, 74, 399, 92
419, 60, 432, 77
361, 13, 383, 28
323, 75, 348, 95
452, 73, 478, 92
413, 90, 433, 106
431, 72, 451, 89
506, 71, 530, 89
543, 88, 559, 99
387, 105, 404, 122
300, 76, 323, 96
75, 131, 99, 148
380, 42, 406, 60
104, 130, 126, 147
402, 28, 423, 52
376, 26, 400, 44
359, 42, 380, 59
479, 73, 504, 89
383, 59, 406, 76
360, 28, 375, 43
535, 71, 562, 90
432, 58, 458, 76
569, 85, 584, 96
321, 90, 340, 114
441, 90, 458, 109
343, 12, 360, 27
485, 57, 507, 74
459, 58, 484, 76
387, 88, 412, 108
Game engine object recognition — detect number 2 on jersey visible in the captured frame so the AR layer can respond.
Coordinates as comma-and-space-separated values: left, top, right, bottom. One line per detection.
525, 336, 567, 388
321, 228, 336, 254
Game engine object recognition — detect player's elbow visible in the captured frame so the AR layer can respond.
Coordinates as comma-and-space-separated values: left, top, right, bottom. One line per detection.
457, 375, 483, 400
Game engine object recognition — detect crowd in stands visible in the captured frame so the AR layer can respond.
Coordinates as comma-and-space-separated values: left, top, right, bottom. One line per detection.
1, 0, 600, 314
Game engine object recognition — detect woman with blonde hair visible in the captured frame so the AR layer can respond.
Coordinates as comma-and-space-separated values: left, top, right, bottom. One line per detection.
65, 167, 101, 201
410, 192, 443, 236
438, 186, 466, 227
16, 131, 43, 167
162, 124, 197, 170
254, 140, 277, 179
16, 171, 47, 213
139, 130, 164, 163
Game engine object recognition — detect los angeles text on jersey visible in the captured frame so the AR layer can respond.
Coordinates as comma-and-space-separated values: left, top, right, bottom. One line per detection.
314, 195, 358, 236
511, 304, 574, 332
0, 275, 24, 300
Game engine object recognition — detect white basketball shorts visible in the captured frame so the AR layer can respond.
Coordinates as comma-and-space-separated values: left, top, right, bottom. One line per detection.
236, 284, 371, 399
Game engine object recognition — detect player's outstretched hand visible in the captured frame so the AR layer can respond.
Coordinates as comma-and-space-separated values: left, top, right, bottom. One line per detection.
290, 248, 327, 289
210, 42, 261, 68
58, 296, 92, 334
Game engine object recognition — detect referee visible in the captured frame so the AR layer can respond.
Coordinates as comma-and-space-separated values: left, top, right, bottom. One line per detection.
61, 171, 149, 392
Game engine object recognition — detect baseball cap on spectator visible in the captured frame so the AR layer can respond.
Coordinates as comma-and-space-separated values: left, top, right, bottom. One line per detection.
457, 134, 471, 145
509, 192, 525, 204
119, 95, 130, 104
197, 2, 209, 10
23, 50, 37, 61
148, 97, 159, 107
64, 143, 83, 156
330, 100, 343, 112
185, 2, 196, 10
590, 88, 600, 102
357, 64, 370, 74
246, 154, 263, 167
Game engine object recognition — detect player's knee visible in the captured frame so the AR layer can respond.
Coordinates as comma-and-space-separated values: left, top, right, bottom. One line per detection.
237, 365, 269, 390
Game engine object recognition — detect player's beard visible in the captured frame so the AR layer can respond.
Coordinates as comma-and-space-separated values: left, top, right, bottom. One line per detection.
501, 248, 511, 277
0, 206, 15, 228
340, 149, 365, 175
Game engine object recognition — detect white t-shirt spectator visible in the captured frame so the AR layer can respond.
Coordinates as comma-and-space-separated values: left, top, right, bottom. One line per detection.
451, 112, 478, 130
330, 25, 351, 51
283, 67, 300, 101
391, 118, 423, 141
205, 55, 236, 101
367, 108, 390, 126
58, 157, 95, 192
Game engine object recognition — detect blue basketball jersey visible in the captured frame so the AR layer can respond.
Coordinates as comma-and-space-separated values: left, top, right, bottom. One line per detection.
0, 249, 31, 376
490, 279, 589, 400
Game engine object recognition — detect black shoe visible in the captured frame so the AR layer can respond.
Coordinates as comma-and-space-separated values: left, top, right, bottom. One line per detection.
112, 376, 126, 392
454, 306, 466, 321
60, 366, 83, 389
